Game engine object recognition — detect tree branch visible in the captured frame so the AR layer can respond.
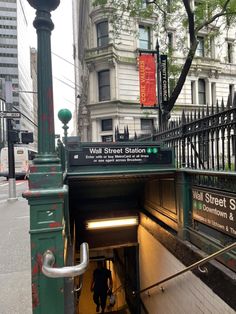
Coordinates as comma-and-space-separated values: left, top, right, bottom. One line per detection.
196, 0, 232, 32
166, 0, 234, 114
167, 42, 198, 113
166, 0, 197, 113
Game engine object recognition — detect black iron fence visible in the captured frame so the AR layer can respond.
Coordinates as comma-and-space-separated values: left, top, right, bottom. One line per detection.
143, 94, 236, 171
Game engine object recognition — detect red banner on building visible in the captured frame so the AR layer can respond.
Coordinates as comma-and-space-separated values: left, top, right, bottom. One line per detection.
139, 54, 157, 107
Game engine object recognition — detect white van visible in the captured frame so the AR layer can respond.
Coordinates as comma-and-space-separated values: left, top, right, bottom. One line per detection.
0, 146, 36, 179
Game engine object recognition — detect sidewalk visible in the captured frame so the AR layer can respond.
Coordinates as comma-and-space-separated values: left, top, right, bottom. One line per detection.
0, 196, 32, 314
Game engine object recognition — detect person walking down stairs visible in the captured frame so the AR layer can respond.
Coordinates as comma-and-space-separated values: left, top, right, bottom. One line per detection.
91, 261, 113, 313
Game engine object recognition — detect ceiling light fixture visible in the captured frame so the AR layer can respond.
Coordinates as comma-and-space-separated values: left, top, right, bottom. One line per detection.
86, 216, 138, 230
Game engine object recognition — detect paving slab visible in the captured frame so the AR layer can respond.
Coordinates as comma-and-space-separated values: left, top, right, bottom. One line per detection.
0, 189, 32, 314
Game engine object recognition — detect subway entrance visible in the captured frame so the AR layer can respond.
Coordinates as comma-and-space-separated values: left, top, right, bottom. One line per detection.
66, 141, 175, 313
69, 174, 148, 314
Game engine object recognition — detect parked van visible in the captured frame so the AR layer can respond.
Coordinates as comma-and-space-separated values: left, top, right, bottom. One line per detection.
0, 146, 36, 179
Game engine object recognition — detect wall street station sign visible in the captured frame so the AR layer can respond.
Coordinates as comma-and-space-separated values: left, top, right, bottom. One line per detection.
69, 144, 173, 167
192, 187, 236, 238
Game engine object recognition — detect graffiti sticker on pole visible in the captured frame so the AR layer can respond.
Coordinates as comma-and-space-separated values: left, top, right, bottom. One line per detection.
139, 54, 157, 107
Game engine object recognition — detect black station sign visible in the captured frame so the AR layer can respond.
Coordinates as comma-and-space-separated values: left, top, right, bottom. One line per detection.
69, 144, 173, 167
192, 187, 236, 238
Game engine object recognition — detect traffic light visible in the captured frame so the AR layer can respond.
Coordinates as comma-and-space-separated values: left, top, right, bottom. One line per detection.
21, 132, 34, 144
9, 130, 20, 143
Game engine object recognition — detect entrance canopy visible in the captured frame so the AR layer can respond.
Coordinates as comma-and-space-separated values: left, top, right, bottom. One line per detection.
67, 142, 175, 250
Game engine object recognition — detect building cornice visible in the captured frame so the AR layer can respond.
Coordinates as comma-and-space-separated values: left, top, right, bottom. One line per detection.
89, 6, 114, 22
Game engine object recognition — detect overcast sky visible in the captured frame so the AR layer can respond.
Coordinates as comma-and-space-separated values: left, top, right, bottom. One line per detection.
27, 0, 75, 136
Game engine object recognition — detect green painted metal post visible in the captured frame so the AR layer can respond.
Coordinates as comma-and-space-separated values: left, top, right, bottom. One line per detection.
22, 1, 68, 313
178, 171, 191, 240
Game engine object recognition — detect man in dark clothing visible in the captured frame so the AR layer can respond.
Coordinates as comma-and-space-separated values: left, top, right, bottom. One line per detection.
91, 261, 113, 313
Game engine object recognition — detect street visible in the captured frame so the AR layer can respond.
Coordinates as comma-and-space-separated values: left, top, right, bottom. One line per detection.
0, 178, 32, 314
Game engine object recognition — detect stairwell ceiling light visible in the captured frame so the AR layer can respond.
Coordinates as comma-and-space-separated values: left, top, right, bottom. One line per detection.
86, 216, 138, 230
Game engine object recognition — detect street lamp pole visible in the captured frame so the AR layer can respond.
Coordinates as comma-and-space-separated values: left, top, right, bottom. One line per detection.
23, 1, 68, 313
28, 0, 59, 163
146, 0, 163, 130
5, 77, 17, 200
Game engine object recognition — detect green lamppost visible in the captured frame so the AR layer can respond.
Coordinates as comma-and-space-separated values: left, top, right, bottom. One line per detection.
58, 108, 72, 146
23, 1, 68, 313
28, 0, 59, 163
58, 108, 72, 171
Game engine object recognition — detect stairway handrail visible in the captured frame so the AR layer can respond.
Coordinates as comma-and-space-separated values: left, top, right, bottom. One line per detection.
42, 242, 89, 278
135, 242, 236, 295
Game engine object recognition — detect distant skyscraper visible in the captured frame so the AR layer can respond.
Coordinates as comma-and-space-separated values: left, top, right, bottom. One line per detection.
0, 0, 36, 147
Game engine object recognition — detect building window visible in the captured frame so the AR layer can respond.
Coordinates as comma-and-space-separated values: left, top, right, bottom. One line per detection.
167, 0, 173, 13
102, 135, 113, 142
227, 42, 233, 63
101, 118, 112, 131
167, 32, 173, 52
98, 70, 110, 101
140, 0, 147, 8
97, 21, 109, 47
196, 36, 204, 57
210, 37, 215, 58
139, 25, 151, 50
229, 84, 234, 103
198, 79, 206, 104
191, 81, 196, 104
211, 82, 216, 106
141, 118, 154, 131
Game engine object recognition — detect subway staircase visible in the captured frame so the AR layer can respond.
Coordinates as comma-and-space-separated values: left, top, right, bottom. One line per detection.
106, 304, 130, 314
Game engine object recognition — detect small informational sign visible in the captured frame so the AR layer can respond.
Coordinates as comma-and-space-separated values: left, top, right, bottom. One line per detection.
160, 55, 168, 107
0, 111, 21, 118
139, 54, 157, 107
192, 187, 236, 238
69, 144, 173, 167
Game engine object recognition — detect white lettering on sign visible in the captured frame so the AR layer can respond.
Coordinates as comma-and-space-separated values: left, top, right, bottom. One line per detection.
205, 193, 227, 207
104, 148, 123, 154
88, 147, 147, 155
192, 188, 236, 237
230, 227, 236, 235
125, 147, 146, 154
202, 204, 228, 219
230, 198, 236, 210
89, 148, 102, 154
192, 190, 203, 201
